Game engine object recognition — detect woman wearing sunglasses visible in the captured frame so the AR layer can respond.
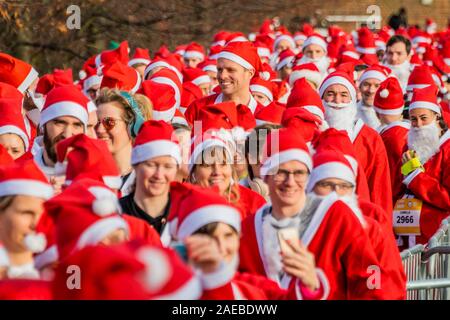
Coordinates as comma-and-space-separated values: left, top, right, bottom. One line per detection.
95, 88, 152, 196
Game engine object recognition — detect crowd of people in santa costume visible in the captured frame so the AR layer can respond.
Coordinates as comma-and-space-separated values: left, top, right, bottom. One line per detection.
0, 15, 449, 300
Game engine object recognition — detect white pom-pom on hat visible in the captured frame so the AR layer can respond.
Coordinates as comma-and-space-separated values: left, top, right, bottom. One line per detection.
92, 198, 117, 217
54, 161, 67, 175
24, 233, 47, 254
380, 89, 389, 98
79, 70, 87, 80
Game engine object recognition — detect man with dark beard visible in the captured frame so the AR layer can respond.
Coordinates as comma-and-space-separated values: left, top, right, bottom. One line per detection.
396, 85, 450, 248
33, 86, 92, 193
319, 71, 393, 215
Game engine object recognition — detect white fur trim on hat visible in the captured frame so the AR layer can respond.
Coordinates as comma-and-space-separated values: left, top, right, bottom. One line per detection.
373, 105, 404, 115
276, 56, 294, 71
302, 36, 327, 53
0, 179, 53, 199
40, 101, 89, 126
83, 75, 103, 91
172, 116, 189, 127
202, 65, 217, 73
151, 76, 181, 110
189, 138, 232, 172
128, 58, 151, 67
184, 51, 205, 61
306, 162, 356, 192
302, 105, 324, 120
250, 84, 273, 101
289, 69, 322, 87
157, 274, 203, 300
260, 149, 312, 176
177, 204, 241, 240
359, 70, 387, 83
200, 261, 236, 290
217, 51, 254, 70
34, 245, 57, 270
257, 47, 271, 58
319, 75, 356, 102
130, 69, 142, 94
192, 75, 211, 86
355, 46, 376, 54
0, 125, 29, 150
342, 51, 360, 59
131, 140, 181, 165
273, 35, 296, 51
152, 108, 177, 122
409, 101, 441, 115
406, 84, 430, 91
102, 176, 123, 189
18, 67, 39, 93
75, 216, 129, 250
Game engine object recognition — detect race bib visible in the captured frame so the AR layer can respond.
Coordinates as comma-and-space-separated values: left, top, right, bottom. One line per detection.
393, 198, 422, 236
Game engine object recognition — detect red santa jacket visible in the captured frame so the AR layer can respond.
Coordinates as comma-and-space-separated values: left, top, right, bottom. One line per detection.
351, 119, 393, 219
360, 203, 406, 299
237, 185, 266, 221
185, 92, 262, 125
239, 194, 389, 300
400, 130, 450, 244
380, 121, 410, 202
200, 266, 327, 300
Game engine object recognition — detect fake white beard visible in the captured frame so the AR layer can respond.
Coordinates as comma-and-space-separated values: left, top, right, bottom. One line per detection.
323, 101, 357, 132
384, 60, 410, 90
261, 213, 300, 283
357, 102, 381, 129
300, 55, 330, 75
7, 262, 40, 280
23, 233, 47, 254
407, 122, 441, 163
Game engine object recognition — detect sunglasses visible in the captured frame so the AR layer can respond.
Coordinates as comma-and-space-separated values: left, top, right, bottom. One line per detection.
95, 117, 125, 131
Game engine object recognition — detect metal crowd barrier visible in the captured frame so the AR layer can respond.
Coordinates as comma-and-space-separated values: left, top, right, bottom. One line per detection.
401, 218, 450, 300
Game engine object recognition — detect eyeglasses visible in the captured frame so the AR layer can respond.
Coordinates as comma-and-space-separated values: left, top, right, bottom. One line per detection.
315, 181, 354, 191
273, 169, 309, 183
95, 117, 125, 131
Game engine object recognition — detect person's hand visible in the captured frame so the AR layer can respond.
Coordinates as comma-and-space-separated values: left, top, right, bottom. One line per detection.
402, 150, 416, 164
50, 175, 65, 195
185, 235, 222, 274
281, 239, 319, 291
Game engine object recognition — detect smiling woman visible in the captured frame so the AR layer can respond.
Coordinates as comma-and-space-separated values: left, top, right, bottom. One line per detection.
95, 88, 152, 196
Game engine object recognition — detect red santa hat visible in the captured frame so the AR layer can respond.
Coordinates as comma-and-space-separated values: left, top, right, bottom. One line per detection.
0, 99, 30, 150
131, 120, 181, 165
306, 149, 356, 192
254, 101, 285, 126
0, 160, 53, 199
183, 42, 205, 61
128, 48, 151, 67
35, 69, 74, 96
441, 38, 450, 66
182, 68, 211, 87
373, 77, 404, 115
143, 57, 184, 82
406, 65, 436, 91
55, 134, 121, 189
409, 85, 441, 115
45, 179, 128, 260
293, 32, 307, 43
100, 61, 141, 93
208, 45, 223, 60
174, 44, 187, 57
82, 65, 103, 91
425, 18, 437, 34
95, 41, 129, 67
225, 32, 249, 44
302, 34, 328, 53
312, 128, 359, 174
198, 59, 217, 73
138, 80, 177, 122
172, 109, 189, 127
40, 85, 92, 127
250, 77, 274, 102
170, 182, 241, 241
212, 31, 231, 47
180, 82, 203, 114
276, 49, 295, 71
260, 127, 312, 176
319, 71, 357, 102
358, 65, 390, 83
289, 63, 323, 88
217, 41, 262, 72
259, 62, 277, 81
154, 44, 172, 59
189, 131, 233, 173
0, 82, 23, 101
281, 107, 322, 143
254, 41, 272, 61
287, 78, 325, 121
0, 53, 39, 93
273, 34, 296, 51
356, 27, 377, 55
0, 145, 14, 166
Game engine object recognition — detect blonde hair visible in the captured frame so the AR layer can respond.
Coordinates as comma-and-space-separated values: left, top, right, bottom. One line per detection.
188, 147, 240, 205
95, 88, 153, 125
